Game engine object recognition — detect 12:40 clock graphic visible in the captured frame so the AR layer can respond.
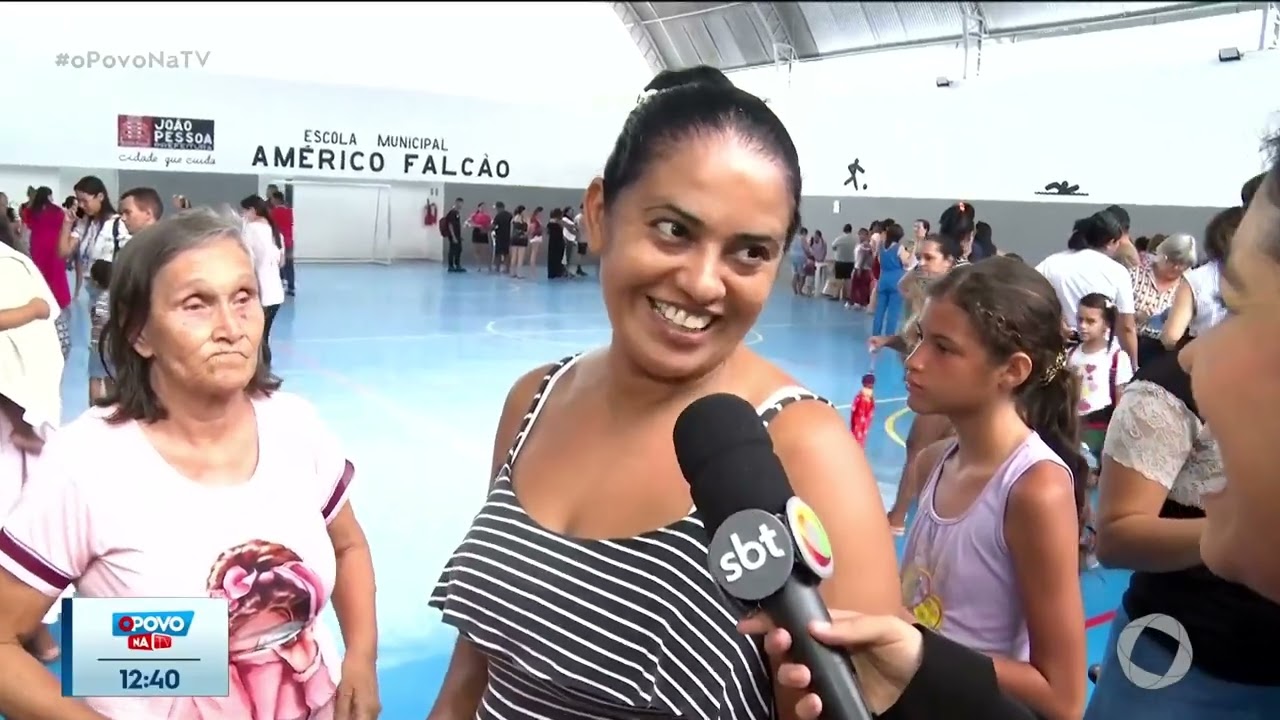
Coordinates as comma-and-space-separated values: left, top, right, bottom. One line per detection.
60, 597, 230, 698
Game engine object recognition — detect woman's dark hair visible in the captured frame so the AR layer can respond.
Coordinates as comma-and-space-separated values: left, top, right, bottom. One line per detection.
1005, 253, 1024, 262
240, 194, 282, 249
73, 175, 116, 219
97, 209, 281, 422
0, 213, 15, 249
62, 195, 77, 211
1203, 206, 1244, 264
514, 204, 526, 215
1078, 292, 1118, 347
916, 219, 931, 233
919, 233, 962, 262
884, 223, 905, 246
550, 207, 563, 220
604, 65, 802, 238
89, 258, 112, 289
842, 223, 853, 233
1104, 205, 1131, 233
1066, 211, 1123, 251
1133, 236, 1150, 253
30, 186, 55, 215
869, 221, 884, 233
973, 221, 996, 256
926, 257, 1089, 543
938, 201, 976, 241
533, 206, 543, 215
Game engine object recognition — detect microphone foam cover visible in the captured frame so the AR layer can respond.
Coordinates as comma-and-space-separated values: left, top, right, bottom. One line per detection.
673, 393, 795, 534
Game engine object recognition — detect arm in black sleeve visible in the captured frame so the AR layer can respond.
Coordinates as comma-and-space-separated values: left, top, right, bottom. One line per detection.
877, 626, 1040, 720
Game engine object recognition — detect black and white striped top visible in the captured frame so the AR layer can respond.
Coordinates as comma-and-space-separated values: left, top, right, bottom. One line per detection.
429, 354, 830, 720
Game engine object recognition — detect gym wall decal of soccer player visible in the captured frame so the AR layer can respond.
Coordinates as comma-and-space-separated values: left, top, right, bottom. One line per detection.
844, 159, 868, 191
1036, 180, 1089, 197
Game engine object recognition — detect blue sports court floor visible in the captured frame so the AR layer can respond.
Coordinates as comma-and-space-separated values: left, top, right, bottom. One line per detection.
49, 263, 1126, 715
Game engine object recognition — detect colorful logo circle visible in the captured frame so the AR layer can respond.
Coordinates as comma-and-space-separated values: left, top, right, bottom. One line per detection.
786, 497, 833, 579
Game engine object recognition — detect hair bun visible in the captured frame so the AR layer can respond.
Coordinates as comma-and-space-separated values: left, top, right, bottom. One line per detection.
644, 66, 734, 94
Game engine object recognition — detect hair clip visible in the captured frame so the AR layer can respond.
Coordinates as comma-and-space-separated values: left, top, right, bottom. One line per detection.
957, 202, 966, 212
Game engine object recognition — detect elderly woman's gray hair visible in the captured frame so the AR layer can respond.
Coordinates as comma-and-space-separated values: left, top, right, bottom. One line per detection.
97, 206, 279, 425
1155, 232, 1198, 267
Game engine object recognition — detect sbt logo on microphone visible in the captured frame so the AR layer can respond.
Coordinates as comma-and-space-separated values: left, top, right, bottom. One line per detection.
720, 523, 788, 582
707, 509, 797, 602
111, 611, 194, 651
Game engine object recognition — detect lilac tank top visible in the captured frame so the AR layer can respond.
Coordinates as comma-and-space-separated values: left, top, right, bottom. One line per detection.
900, 432, 1068, 661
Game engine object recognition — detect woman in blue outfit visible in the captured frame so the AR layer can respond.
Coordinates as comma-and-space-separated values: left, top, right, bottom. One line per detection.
872, 221, 911, 336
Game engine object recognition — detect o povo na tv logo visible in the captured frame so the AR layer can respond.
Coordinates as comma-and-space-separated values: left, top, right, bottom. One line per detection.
112, 611, 195, 651
1116, 613, 1194, 690
708, 497, 835, 602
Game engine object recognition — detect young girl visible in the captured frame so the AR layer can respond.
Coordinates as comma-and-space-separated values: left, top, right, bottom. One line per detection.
87, 259, 115, 403
1070, 293, 1134, 457
900, 257, 1088, 720
872, 233, 963, 534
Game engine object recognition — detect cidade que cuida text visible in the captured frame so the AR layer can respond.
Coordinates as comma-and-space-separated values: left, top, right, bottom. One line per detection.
251, 130, 511, 180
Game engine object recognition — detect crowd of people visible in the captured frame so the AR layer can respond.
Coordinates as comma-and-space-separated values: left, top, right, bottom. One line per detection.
0, 60, 1276, 720
437, 198, 590, 279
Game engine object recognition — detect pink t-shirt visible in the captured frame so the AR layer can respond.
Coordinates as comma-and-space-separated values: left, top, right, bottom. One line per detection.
0, 392, 354, 720
469, 210, 492, 232
0, 412, 28, 519
25, 205, 71, 310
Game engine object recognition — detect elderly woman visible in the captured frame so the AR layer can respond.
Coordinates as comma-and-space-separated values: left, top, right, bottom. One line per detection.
1129, 232, 1196, 365
0, 209, 380, 719
1162, 207, 1244, 351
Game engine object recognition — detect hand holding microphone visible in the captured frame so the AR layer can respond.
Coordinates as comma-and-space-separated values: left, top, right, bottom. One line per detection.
674, 393, 874, 720
738, 610, 925, 717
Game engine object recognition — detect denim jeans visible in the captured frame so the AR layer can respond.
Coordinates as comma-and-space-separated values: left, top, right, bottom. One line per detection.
1085, 607, 1280, 719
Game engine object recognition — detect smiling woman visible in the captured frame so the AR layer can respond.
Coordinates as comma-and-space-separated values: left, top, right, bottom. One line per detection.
426, 66, 902, 720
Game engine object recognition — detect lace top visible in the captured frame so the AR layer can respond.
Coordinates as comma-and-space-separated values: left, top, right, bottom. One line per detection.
1102, 380, 1223, 508
1128, 260, 1178, 338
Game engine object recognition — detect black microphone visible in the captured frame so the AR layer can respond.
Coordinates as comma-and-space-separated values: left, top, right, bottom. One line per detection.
674, 392, 874, 720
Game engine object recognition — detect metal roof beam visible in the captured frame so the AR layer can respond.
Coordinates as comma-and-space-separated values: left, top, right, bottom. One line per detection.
720, 1, 1263, 75
1263, 2, 1279, 49
960, 2, 988, 80
751, 2, 798, 65
612, 2, 669, 74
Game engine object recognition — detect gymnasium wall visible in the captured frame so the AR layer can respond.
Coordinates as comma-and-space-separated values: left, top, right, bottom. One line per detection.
117, 170, 257, 211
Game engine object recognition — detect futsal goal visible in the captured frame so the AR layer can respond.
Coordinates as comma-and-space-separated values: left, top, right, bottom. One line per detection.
271, 179, 393, 265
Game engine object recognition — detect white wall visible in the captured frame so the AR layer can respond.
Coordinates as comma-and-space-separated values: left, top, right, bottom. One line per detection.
0, 166, 117, 206
0, 2, 649, 107
0, 68, 631, 192
769, 50, 1278, 207
0, 46, 1274, 208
